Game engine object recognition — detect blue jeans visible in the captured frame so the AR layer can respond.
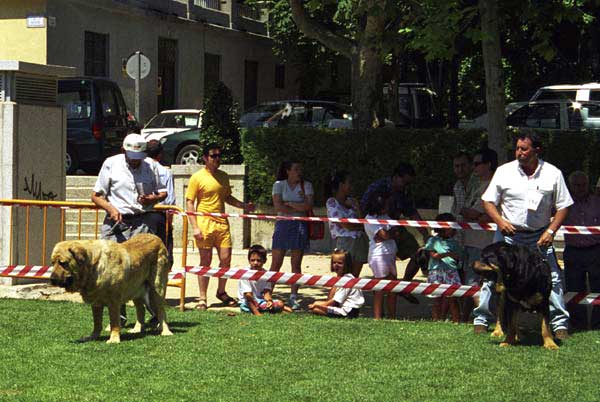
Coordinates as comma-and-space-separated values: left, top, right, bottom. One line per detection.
473, 229, 570, 331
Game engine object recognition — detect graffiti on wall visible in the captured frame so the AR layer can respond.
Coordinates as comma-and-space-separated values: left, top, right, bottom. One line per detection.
23, 173, 58, 201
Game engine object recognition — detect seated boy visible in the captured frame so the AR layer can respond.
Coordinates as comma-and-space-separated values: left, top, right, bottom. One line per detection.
238, 245, 293, 316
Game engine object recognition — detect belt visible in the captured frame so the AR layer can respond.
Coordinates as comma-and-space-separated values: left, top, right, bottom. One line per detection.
120, 213, 147, 220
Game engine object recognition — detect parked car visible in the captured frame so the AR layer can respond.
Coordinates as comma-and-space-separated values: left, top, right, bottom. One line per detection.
506, 100, 600, 129
382, 83, 441, 127
159, 128, 202, 166
458, 102, 527, 130
239, 100, 352, 129
530, 83, 600, 102
141, 109, 203, 141
57, 77, 131, 174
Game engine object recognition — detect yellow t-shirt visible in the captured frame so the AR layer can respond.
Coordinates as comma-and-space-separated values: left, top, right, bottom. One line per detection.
185, 168, 231, 223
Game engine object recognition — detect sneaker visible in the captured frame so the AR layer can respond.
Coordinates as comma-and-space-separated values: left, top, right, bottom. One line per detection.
289, 296, 301, 310
473, 324, 488, 334
555, 329, 570, 340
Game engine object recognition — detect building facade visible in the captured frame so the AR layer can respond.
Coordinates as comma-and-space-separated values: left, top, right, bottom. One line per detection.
0, 0, 299, 122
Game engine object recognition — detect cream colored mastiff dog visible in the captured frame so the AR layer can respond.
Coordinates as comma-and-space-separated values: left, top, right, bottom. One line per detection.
50, 233, 173, 343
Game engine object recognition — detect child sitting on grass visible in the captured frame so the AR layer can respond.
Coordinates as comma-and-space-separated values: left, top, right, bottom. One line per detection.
238, 245, 292, 316
424, 213, 462, 323
308, 249, 364, 319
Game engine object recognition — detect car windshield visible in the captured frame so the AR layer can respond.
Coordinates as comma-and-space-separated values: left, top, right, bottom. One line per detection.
145, 113, 199, 129
240, 103, 290, 123
535, 90, 577, 100
57, 80, 92, 119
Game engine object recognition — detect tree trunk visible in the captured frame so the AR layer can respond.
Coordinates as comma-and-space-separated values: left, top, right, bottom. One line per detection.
351, 45, 384, 129
448, 55, 460, 128
288, 0, 385, 130
479, 0, 507, 162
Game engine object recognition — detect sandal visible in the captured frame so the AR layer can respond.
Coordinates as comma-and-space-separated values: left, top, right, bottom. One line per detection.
196, 300, 208, 311
216, 291, 238, 307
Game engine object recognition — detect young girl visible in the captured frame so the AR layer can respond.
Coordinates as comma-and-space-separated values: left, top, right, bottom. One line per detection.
363, 191, 398, 320
308, 250, 364, 319
424, 213, 462, 322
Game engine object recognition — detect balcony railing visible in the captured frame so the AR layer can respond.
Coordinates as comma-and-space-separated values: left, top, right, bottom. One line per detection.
234, 3, 264, 21
196, 0, 221, 11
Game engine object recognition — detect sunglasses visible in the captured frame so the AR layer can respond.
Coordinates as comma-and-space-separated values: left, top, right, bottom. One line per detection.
473, 161, 485, 166
208, 153, 222, 159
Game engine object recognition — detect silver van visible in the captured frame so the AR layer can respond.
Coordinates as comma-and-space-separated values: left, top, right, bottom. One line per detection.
530, 83, 600, 102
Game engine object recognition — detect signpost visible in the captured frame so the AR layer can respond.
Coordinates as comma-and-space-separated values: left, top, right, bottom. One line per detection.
125, 51, 151, 123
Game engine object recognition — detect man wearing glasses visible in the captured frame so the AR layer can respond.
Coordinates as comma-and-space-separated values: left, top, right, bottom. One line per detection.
185, 143, 254, 310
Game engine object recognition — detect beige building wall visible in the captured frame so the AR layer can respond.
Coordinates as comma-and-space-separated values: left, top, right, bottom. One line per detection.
42, 0, 298, 123
0, 0, 48, 63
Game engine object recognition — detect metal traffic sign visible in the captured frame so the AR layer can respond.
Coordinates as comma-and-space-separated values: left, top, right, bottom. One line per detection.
125, 51, 151, 80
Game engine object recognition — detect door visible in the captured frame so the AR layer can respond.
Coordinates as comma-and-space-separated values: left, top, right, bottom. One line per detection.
244, 60, 258, 110
158, 38, 178, 112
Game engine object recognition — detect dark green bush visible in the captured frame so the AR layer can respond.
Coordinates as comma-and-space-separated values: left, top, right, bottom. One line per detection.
241, 127, 600, 208
200, 81, 242, 163
242, 128, 487, 208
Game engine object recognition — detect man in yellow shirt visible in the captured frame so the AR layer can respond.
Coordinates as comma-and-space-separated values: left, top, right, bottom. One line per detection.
185, 143, 254, 310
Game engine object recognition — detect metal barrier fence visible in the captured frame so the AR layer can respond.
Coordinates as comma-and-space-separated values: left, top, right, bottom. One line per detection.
0, 199, 189, 311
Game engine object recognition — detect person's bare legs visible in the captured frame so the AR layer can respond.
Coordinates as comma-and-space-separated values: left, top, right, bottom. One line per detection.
386, 273, 397, 319
432, 298, 442, 321
269, 248, 286, 293
352, 261, 363, 278
373, 290, 384, 320
197, 248, 213, 305
449, 298, 460, 323
290, 249, 304, 297
215, 246, 232, 296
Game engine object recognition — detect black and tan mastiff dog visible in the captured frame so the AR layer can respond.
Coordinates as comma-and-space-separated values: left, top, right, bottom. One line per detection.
50, 233, 173, 343
473, 242, 559, 350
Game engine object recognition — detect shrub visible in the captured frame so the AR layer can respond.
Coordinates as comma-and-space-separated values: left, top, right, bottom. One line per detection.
241, 127, 600, 208
241, 127, 486, 207
201, 82, 242, 163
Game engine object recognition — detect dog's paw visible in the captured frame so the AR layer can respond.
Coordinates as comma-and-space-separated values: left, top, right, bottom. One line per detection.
106, 337, 121, 344
499, 342, 511, 347
161, 327, 173, 336
129, 323, 143, 334
491, 329, 505, 338
543, 341, 559, 350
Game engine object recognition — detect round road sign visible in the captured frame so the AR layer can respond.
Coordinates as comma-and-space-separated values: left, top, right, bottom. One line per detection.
126, 52, 151, 80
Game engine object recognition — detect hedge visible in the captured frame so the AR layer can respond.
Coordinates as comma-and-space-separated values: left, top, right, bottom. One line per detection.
240, 128, 600, 209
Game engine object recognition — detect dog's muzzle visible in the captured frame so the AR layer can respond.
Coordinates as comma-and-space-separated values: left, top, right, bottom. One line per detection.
50, 273, 74, 289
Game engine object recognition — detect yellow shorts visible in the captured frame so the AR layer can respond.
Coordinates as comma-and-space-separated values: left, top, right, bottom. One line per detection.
196, 217, 232, 249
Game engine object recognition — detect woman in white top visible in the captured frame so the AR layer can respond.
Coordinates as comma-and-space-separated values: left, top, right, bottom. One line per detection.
271, 160, 314, 310
325, 170, 368, 277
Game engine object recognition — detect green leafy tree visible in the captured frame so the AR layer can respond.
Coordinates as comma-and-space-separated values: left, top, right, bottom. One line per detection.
200, 81, 242, 163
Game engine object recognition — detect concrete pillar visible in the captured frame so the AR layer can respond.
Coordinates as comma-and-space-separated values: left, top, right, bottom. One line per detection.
0, 60, 74, 284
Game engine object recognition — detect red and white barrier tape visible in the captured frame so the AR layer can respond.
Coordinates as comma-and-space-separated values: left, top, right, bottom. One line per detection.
0, 265, 184, 282
176, 211, 600, 235
1, 264, 598, 305
2, 201, 600, 234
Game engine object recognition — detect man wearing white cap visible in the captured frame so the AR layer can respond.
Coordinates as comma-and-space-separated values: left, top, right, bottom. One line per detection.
92, 133, 167, 242
91, 134, 167, 325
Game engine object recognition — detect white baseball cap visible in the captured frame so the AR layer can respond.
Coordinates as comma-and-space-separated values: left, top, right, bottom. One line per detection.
123, 134, 147, 159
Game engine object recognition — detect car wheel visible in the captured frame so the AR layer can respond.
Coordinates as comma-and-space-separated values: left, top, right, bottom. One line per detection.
175, 144, 201, 165
66, 146, 79, 175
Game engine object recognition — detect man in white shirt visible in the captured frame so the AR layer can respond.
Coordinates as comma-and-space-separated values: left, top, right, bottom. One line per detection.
92, 134, 167, 325
474, 132, 573, 340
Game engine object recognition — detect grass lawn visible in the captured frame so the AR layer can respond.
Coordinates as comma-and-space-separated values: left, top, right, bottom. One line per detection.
0, 299, 599, 402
